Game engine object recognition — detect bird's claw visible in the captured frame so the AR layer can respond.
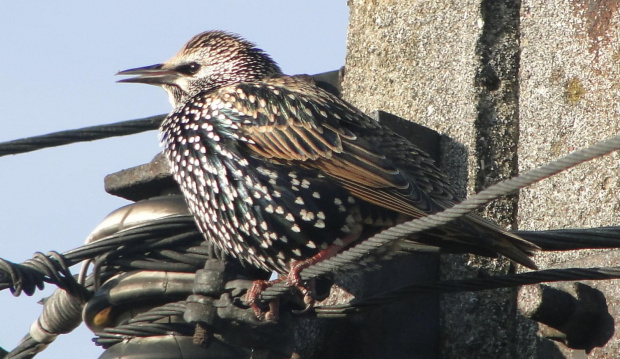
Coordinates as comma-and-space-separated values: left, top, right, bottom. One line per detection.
291, 292, 315, 314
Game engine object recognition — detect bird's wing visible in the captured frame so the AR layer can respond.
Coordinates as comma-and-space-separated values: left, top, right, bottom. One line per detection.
209, 76, 538, 268
213, 76, 458, 219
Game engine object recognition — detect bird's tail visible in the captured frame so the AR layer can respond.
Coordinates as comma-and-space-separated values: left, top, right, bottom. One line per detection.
463, 212, 539, 269
397, 212, 539, 269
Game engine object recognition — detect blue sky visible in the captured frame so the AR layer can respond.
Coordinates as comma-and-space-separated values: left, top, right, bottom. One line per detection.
0, 2, 349, 357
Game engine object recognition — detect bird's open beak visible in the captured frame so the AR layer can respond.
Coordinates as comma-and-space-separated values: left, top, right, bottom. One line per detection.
116, 64, 179, 85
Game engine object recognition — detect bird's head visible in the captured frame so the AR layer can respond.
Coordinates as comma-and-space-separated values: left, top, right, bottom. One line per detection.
117, 31, 282, 107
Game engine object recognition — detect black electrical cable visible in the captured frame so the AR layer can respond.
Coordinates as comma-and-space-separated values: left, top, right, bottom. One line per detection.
313, 266, 620, 317
0, 216, 204, 297
93, 301, 189, 348
0, 115, 165, 157
517, 226, 620, 251
2, 129, 620, 359
259, 133, 620, 302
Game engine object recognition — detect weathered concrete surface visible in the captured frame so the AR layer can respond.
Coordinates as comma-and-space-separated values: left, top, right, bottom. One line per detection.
344, 0, 479, 197
518, 1, 620, 239
344, 1, 525, 358
518, 1, 620, 357
345, 0, 620, 358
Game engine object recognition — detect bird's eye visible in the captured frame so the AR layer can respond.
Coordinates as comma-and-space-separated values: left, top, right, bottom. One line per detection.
176, 62, 201, 75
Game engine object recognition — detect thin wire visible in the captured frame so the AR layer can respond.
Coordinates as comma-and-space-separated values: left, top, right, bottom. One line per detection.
94, 301, 189, 348
305, 133, 620, 278
517, 226, 620, 250
259, 133, 620, 301
0, 216, 205, 296
2, 113, 620, 323
313, 266, 620, 316
0, 114, 165, 157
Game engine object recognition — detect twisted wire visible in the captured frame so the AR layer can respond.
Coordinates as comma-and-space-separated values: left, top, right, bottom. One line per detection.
0, 115, 165, 157
0, 251, 83, 298
313, 266, 620, 316
94, 301, 189, 348
0, 216, 205, 297
3, 114, 619, 302
2, 121, 620, 343
259, 133, 620, 301
4, 337, 39, 359
5, 285, 89, 359
517, 226, 620, 250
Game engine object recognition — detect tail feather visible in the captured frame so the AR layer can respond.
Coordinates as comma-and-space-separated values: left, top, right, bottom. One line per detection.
460, 212, 538, 269
394, 212, 539, 269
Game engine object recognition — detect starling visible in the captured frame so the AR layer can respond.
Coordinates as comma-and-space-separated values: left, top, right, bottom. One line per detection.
118, 31, 538, 306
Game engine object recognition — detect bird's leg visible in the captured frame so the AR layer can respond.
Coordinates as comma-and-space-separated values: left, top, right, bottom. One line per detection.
246, 277, 319, 319
287, 230, 361, 286
247, 229, 362, 319
286, 230, 362, 310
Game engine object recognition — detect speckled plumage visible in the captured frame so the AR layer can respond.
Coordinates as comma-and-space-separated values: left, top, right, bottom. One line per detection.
118, 31, 538, 277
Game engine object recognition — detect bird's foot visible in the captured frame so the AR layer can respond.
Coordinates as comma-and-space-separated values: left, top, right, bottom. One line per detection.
286, 262, 323, 314
290, 279, 316, 314
246, 279, 281, 321
286, 231, 361, 286
246, 276, 317, 319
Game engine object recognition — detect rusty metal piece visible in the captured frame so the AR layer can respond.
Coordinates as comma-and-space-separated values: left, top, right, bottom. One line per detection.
193, 322, 212, 348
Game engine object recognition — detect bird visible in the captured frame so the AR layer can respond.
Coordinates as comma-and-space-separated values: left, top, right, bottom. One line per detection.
117, 30, 538, 316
